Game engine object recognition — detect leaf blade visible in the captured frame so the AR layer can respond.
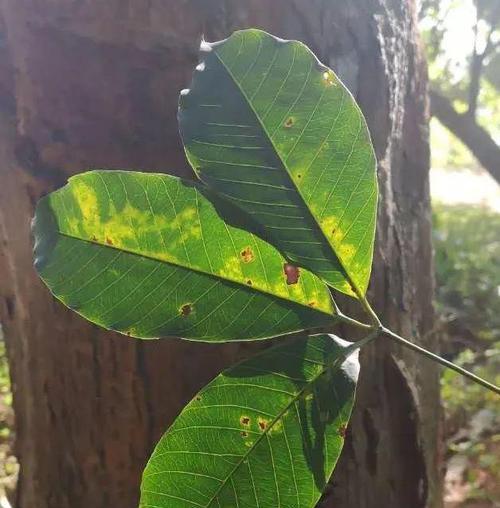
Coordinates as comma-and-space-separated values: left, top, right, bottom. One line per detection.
33, 170, 336, 342
140, 334, 359, 507
179, 29, 378, 297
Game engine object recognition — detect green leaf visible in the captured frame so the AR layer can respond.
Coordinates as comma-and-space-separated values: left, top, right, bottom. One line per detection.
179, 29, 378, 298
33, 170, 337, 342
140, 334, 359, 507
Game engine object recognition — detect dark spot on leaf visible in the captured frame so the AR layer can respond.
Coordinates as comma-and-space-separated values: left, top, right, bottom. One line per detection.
284, 117, 294, 128
180, 303, 193, 317
195, 395, 202, 401
258, 418, 268, 431
106, 237, 114, 245
297, 173, 302, 179
240, 416, 250, 426
284, 263, 300, 285
240, 431, 248, 438
246, 279, 253, 286
126, 331, 131, 336
91, 235, 97, 241
338, 423, 347, 438
240, 246, 255, 263
308, 301, 316, 307
331, 229, 336, 236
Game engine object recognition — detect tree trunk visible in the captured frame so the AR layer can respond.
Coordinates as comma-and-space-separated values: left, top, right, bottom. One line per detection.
0, 1, 441, 507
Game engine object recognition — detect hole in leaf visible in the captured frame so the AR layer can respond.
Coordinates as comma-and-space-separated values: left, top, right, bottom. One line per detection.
240, 246, 255, 263
284, 263, 300, 285
180, 303, 193, 317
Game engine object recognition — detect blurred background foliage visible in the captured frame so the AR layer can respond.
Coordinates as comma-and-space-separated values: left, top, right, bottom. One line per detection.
420, 1, 500, 506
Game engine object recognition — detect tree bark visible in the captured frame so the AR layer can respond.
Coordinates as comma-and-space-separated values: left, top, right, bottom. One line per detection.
430, 90, 500, 185
0, 1, 441, 508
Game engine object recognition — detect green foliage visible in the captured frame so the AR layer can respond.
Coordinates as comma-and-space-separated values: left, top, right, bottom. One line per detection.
31, 28, 498, 508
33, 170, 337, 342
141, 335, 358, 508
433, 203, 500, 344
179, 29, 377, 298
420, 0, 500, 138
31, 29, 376, 507
434, 203, 500, 504
0, 340, 12, 436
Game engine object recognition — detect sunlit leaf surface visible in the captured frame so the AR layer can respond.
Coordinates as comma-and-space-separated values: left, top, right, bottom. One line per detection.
180, 29, 377, 297
33, 170, 337, 341
141, 334, 359, 507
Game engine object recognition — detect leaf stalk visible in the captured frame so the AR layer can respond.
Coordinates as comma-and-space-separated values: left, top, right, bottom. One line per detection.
332, 303, 499, 395
380, 326, 500, 395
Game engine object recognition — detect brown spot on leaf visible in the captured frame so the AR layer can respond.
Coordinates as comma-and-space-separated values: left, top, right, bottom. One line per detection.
284, 117, 294, 128
308, 301, 316, 308
105, 237, 114, 245
338, 423, 347, 438
180, 303, 193, 317
246, 279, 253, 286
284, 263, 300, 285
258, 418, 268, 431
240, 246, 254, 263
240, 416, 250, 426
195, 395, 202, 401
240, 431, 248, 438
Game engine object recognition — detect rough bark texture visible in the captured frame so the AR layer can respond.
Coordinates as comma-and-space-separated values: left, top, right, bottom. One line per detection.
0, 1, 441, 507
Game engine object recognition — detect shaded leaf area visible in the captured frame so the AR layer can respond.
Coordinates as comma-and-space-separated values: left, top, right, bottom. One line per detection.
32, 171, 337, 342
140, 334, 358, 508
179, 29, 377, 297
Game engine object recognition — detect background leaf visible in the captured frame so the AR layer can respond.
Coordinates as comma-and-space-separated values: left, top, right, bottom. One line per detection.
33, 170, 337, 342
140, 334, 359, 508
179, 29, 378, 298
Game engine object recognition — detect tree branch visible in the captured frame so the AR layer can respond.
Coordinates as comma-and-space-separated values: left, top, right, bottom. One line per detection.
430, 90, 500, 185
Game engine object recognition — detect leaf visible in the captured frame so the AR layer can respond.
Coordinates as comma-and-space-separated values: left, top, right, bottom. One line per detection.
140, 334, 359, 508
179, 29, 378, 298
33, 170, 338, 342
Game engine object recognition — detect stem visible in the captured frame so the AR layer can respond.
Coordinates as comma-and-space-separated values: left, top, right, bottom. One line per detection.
358, 296, 381, 327
330, 298, 499, 394
350, 329, 380, 351
336, 312, 373, 331
380, 326, 500, 396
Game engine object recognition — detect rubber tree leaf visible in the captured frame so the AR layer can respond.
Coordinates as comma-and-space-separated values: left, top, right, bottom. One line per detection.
179, 29, 378, 298
140, 334, 359, 507
33, 170, 337, 342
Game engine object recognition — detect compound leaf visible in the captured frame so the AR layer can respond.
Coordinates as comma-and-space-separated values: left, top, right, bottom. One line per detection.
179, 29, 377, 297
140, 334, 359, 507
33, 170, 337, 342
